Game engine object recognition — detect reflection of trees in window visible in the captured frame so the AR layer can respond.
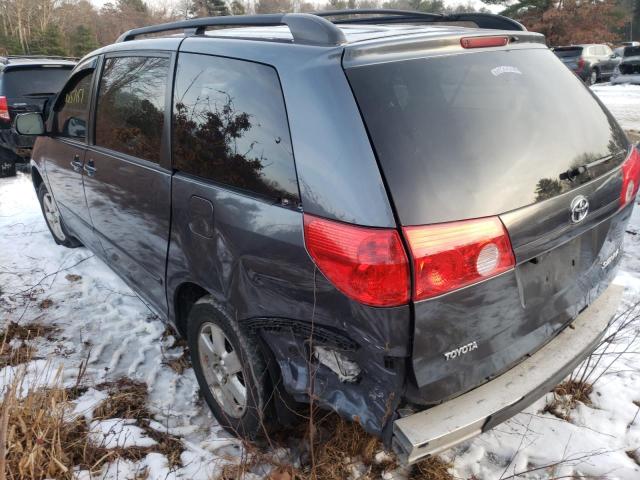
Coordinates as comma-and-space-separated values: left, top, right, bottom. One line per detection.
174, 94, 281, 198
95, 56, 168, 162
172, 54, 299, 205
55, 72, 93, 139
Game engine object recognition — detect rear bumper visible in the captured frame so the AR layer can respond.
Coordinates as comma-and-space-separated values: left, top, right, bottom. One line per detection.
392, 283, 623, 464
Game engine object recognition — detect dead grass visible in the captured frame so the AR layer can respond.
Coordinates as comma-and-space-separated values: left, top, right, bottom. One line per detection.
627, 449, 640, 466
409, 456, 455, 480
544, 379, 593, 421
37, 299, 53, 310
160, 326, 190, 375
64, 274, 82, 283
217, 413, 453, 480
0, 322, 57, 368
92, 378, 185, 468
0, 372, 185, 480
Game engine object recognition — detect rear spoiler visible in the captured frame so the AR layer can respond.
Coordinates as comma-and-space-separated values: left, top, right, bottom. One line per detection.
314, 9, 526, 32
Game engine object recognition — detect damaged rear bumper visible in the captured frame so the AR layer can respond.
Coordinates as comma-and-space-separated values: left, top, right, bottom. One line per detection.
392, 283, 623, 464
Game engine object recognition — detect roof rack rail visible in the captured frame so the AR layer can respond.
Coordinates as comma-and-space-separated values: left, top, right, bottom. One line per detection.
315, 9, 526, 31
5, 55, 79, 61
116, 13, 347, 46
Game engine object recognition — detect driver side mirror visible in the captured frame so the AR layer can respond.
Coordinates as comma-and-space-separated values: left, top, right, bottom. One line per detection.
14, 112, 45, 136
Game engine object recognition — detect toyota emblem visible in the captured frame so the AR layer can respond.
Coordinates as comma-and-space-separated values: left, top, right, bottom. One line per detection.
570, 195, 589, 223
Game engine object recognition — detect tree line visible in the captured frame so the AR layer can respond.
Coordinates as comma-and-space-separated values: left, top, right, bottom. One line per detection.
0, 0, 637, 58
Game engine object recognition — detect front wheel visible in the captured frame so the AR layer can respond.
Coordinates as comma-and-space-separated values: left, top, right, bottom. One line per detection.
0, 150, 16, 178
188, 297, 273, 440
37, 183, 81, 248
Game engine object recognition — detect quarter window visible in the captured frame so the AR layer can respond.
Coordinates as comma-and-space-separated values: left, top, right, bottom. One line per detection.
54, 69, 94, 140
172, 53, 299, 204
95, 56, 169, 163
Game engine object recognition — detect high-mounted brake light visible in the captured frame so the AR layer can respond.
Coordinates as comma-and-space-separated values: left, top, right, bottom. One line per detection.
403, 217, 515, 301
0, 96, 9, 122
460, 36, 509, 49
303, 214, 410, 307
620, 147, 640, 207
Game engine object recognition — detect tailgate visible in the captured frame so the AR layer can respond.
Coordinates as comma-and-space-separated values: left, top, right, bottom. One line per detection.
345, 43, 633, 403
553, 46, 583, 70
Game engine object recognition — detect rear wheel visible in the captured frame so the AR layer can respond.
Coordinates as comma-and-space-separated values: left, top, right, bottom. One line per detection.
588, 68, 599, 85
37, 183, 81, 248
187, 297, 273, 439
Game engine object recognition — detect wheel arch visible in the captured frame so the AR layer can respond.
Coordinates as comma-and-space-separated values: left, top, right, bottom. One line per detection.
31, 165, 44, 192
173, 282, 211, 337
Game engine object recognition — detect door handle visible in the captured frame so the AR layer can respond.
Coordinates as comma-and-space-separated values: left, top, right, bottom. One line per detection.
84, 159, 97, 177
70, 155, 83, 173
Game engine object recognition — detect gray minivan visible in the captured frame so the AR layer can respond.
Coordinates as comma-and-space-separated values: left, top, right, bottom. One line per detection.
16, 10, 636, 463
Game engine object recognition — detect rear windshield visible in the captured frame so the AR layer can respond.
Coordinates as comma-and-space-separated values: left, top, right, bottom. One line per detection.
624, 46, 640, 57
346, 48, 628, 225
2, 66, 72, 98
553, 47, 582, 58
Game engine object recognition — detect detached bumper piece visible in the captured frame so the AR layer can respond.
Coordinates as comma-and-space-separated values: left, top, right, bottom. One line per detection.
393, 284, 623, 464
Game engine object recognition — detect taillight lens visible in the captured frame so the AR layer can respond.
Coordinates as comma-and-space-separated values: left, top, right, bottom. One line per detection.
0, 96, 9, 122
620, 147, 640, 207
303, 214, 410, 307
576, 58, 585, 71
403, 217, 515, 301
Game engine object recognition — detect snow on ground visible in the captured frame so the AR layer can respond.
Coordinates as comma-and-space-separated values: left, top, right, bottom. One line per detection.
0, 84, 639, 479
592, 84, 640, 134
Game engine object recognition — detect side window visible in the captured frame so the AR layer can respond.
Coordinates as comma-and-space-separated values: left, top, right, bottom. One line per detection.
173, 53, 299, 204
54, 69, 94, 140
95, 56, 169, 163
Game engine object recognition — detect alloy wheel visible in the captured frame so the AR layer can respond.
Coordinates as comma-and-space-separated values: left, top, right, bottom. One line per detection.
198, 322, 247, 418
43, 192, 66, 241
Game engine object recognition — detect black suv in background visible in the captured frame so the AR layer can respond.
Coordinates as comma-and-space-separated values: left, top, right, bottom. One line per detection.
0, 56, 75, 177
553, 44, 618, 84
15, 10, 636, 464
612, 45, 640, 84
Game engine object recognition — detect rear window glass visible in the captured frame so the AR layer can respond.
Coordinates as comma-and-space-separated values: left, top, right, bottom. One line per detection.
346, 48, 628, 225
624, 46, 640, 57
2, 67, 72, 97
553, 47, 582, 58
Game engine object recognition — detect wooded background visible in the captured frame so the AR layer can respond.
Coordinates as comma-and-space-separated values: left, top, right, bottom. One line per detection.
0, 0, 637, 58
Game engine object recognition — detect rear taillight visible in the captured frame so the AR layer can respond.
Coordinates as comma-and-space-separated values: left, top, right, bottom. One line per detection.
303, 214, 410, 307
403, 217, 515, 301
460, 36, 509, 49
0, 96, 9, 122
576, 58, 585, 71
620, 147, 640, 207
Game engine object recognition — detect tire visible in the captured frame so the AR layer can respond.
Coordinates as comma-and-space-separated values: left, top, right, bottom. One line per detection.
588, 68, 599, 86
0, 148, 16, 178
37, 182, 82, 248
0, 157, 16, 178
187, 297, 273, 440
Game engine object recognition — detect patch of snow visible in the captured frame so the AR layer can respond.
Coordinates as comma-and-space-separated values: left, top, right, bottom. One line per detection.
89, 418, 157, 449
70, 388, 109, 422
592, 84, 640, 132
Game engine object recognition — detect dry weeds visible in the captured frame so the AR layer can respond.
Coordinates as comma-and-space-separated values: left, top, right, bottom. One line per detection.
0, 322, 57, 368
544, 379, 593, 421
217, 413, 453, 480
37, 299, 53, 310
